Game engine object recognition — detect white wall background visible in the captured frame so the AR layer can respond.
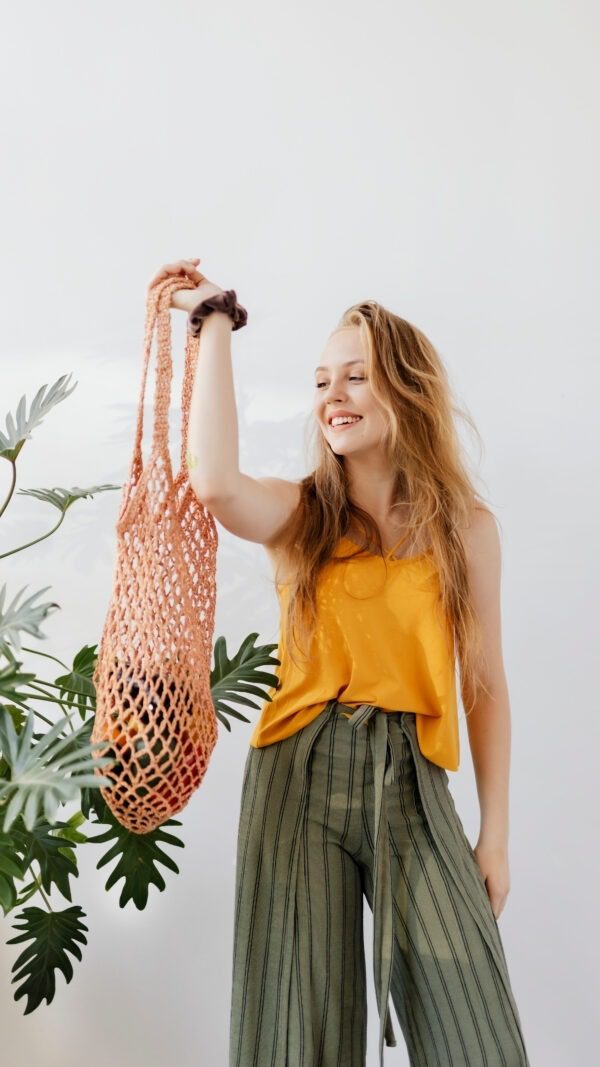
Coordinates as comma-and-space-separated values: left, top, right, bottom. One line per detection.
1, 1, 598, 1064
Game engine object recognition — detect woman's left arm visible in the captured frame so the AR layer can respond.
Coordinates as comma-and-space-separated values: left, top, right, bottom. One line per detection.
462, 506, 512, 919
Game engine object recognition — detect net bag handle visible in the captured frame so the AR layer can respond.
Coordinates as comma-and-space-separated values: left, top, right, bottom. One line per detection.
119, 276, 201, 518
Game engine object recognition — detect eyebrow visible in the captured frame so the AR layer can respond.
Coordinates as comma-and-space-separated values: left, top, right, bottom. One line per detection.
314, 359, 365, 374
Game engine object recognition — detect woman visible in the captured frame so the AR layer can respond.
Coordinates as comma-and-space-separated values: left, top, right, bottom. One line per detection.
149, 258, 531, 1067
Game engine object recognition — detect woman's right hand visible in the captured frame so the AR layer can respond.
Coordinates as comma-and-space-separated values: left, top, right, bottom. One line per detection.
146, 257, 225, 314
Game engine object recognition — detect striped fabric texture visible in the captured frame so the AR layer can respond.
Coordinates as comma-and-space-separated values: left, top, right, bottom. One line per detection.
229, 701, 531, 1066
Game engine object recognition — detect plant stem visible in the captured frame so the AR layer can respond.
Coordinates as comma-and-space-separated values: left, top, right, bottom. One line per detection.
35, 874, 54, 913
29, 679, 92, 698
0, 458, 17, 519
0, 512, 66, 559
25, 684, 77, 731
2, 697, 79, 731
21, 646, 71, 671
17, 690, 89, 718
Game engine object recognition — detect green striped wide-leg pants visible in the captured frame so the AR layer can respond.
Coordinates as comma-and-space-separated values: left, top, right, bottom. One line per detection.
229, 700, 531, 1067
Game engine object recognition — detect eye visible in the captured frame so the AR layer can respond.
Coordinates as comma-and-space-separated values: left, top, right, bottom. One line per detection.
315, 376, 366, 389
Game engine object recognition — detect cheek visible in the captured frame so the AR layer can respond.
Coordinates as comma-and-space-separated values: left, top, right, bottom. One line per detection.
360, 397, 381, 422
363, 406, 389, 439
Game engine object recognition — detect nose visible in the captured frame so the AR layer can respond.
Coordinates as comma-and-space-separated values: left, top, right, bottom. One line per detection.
319, 381, 350, 409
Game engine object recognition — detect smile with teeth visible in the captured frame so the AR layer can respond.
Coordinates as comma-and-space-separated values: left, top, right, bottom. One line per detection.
329, 415, 363, 431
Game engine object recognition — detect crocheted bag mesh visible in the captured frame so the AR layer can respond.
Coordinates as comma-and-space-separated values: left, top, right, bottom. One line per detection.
91, 276, 218, 834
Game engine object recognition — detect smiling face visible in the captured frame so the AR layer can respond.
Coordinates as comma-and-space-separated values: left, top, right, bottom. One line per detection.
314, 326, 388, 456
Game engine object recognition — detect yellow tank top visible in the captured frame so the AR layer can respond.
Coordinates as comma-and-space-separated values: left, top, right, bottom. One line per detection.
249, 535, 460, 771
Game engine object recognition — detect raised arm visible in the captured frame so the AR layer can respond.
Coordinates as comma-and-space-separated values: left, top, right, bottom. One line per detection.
147, 258, 301, 548
186, 311, 240, 498
184, 288, 300, 547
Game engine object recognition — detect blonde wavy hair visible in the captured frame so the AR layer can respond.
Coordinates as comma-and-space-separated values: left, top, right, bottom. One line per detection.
272, 300, 499, 716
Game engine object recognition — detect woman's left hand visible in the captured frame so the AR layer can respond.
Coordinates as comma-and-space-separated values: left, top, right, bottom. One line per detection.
472, 840, 511, 920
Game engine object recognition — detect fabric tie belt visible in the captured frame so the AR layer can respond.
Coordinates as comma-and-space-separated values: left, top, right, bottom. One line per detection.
334, 701, 400, 1063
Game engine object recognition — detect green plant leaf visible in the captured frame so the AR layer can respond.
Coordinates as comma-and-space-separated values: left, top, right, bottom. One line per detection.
0, 664, 38, 709
0, 584, 61, 661
86, 806, 185, 910
6, 904, 88, 1014
79, 783, 111, 826
0, 374, 78, 460
0, 705, 25, 779
0, 829, 28, 913
52, 809, 89, 846
0, 708, 114, 832
15, 879, 44, 907
0, 810, 90, 917
51, 644, 99, 721
13, 817, 81, 901
16, 483, 121, 515
0, 703, 27, 731
209, 632, 281, 731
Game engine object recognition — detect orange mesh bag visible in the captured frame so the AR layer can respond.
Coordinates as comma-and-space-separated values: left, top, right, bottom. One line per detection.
91, 276, 219, 834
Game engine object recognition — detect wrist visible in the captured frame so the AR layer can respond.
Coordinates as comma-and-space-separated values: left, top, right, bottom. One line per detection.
172, 283, 224, 315
170, 289, 207, 314
478, 824, 509, 848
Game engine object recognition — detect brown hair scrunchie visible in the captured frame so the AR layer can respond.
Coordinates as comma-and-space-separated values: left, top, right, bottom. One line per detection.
187, 288, 248, 336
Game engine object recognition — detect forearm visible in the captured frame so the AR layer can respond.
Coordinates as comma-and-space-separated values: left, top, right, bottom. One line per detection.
465, 683, 511, 845
186, 312, 240, 497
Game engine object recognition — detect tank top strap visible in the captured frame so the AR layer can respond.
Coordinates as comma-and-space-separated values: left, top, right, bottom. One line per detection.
384, 532, 411, 561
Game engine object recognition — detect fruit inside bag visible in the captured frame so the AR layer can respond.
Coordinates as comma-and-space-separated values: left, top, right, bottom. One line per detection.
92, 275, 219, 834
104, 658, 198, 799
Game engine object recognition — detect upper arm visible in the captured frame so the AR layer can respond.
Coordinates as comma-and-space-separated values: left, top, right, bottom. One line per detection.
462, 506, 507, 692
193, 473, 302, 547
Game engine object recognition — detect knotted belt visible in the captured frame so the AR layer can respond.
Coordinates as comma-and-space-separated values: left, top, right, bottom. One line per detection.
334, 701, 400, 1064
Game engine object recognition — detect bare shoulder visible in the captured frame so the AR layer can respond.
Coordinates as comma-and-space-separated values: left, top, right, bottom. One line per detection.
461, 504, 503, 583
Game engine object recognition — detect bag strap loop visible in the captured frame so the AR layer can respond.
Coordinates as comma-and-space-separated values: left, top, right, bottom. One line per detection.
125, 277, 200, 491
